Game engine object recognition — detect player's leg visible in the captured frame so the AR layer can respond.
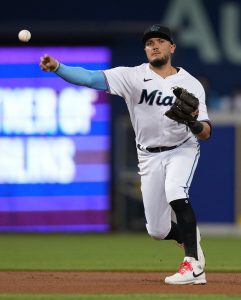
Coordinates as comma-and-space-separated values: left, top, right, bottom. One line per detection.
170, 198, 198, 259
169, 209, 205, 267
164, 142, 200, 259
138, 149, 188, 243
137, 150, 172, 240
163, 142, 206, 284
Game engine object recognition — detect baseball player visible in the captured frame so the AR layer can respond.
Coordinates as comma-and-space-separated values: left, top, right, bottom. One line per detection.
40, 24, 211, 285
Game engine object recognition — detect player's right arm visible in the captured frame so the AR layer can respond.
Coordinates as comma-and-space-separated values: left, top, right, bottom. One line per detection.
39, 54, 107, 91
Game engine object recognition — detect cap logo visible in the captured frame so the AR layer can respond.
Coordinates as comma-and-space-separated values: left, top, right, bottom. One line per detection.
150, 25, 160, 32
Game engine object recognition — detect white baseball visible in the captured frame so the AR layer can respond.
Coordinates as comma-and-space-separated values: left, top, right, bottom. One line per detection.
18, 30, 31, 42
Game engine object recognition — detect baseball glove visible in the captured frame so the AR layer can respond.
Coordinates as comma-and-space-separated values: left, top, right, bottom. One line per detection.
165, 87, 199, 126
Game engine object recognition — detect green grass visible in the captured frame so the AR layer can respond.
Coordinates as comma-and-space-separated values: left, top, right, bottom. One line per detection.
0, 294, 240, 300
0, 233, 240, 272
0, 234, 240, 299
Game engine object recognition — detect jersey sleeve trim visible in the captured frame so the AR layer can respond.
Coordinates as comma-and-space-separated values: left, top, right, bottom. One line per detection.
101, 71, 111, 93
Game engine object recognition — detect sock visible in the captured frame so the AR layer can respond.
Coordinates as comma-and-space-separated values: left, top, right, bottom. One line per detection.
164, 221, 183, 244
170, 198, 198, 260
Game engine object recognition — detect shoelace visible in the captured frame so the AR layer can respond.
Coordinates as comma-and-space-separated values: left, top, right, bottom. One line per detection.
178, 261, 193, 274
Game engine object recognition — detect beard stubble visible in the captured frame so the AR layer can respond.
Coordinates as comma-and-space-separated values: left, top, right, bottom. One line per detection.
149, 55, 169, 68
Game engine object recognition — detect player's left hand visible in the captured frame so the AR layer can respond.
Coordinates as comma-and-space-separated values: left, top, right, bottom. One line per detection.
165, 87, 199, 126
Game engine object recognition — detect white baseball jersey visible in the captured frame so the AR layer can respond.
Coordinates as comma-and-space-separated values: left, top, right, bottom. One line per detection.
104, 63, 209, 148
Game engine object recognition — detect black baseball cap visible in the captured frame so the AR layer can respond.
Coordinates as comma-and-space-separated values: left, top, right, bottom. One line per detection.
142, 24, 174, 45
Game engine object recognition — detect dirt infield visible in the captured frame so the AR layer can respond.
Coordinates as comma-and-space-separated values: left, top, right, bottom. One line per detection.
0, 272, 240, 294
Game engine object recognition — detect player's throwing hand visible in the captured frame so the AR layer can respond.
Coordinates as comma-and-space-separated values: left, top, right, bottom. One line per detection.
40, 54, 59, 72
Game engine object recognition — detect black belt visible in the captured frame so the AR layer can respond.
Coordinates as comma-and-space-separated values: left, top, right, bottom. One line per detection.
137, 137, 190, 153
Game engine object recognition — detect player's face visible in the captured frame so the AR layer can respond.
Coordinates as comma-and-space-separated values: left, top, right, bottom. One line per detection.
144, 38, 176, 67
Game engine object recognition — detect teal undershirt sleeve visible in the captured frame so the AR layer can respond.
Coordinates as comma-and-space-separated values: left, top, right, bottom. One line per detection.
55, 63, 108, 91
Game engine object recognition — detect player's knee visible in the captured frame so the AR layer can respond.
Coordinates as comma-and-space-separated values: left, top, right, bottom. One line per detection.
148, 232, 167, 240
146, 225, 170, 240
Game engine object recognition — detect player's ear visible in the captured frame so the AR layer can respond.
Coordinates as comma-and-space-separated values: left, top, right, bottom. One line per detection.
170, 43, 176, 54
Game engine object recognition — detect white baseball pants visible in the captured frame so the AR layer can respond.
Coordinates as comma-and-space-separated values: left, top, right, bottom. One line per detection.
137, 138, 200, 240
